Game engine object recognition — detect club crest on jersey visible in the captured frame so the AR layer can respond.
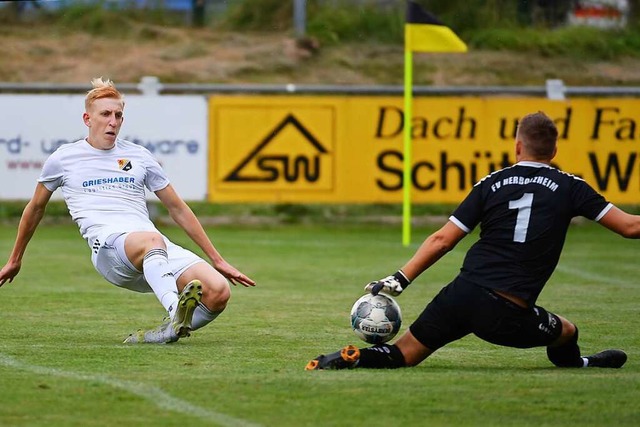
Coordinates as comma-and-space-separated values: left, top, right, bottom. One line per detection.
117, 159, 132, 171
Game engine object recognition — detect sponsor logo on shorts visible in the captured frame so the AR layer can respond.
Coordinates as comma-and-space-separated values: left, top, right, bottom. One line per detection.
538, 313, 558, 335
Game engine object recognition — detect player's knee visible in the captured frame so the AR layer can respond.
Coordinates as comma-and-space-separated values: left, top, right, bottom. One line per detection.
201, 277, 231, 311
140, 232, 166, 251
560, 320, 576, 340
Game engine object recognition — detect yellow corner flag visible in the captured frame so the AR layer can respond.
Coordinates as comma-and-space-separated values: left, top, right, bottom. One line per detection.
405, 1, 468, 53
402, 1, 467, 246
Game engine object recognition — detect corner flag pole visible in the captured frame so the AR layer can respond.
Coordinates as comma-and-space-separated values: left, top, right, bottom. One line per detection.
402, 44, 413, 247
402, 1, 468, 246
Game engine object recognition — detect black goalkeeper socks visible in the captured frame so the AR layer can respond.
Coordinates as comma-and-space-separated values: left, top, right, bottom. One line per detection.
358, 344, 406, 369
546, 327, 583, 368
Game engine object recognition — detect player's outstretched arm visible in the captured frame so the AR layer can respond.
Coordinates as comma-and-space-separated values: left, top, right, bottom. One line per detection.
401, 221, 467, 280
154, 184, 256, 287
365, 221, 466, 296
0, 183, 53, 287
598, 206, 640, 239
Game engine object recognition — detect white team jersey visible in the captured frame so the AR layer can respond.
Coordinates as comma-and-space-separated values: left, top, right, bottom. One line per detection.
38, 138, 170, 250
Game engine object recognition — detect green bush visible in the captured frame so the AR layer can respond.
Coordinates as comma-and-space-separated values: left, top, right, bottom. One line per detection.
425, 0, 520, 31
2, 0, 639, 60
218, 0, 403, 44
307, 3, 403, 44
53, 2, 132, 35
469, 26, 640, 59
0, 0, 185, 35
219, 0, 293, 31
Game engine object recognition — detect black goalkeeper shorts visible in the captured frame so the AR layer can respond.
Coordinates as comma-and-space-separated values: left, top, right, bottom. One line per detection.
409, 278, 563, 351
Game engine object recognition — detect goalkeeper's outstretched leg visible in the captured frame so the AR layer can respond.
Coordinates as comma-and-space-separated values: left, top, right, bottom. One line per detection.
305, 330, 433, 370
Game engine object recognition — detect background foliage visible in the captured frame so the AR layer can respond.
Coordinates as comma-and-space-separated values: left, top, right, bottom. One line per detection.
2, 0, 640, 60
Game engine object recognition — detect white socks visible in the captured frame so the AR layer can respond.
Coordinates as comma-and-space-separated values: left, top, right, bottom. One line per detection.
142, 248, 179, 317
191, 303, 221, 330
142, 248, 223, 328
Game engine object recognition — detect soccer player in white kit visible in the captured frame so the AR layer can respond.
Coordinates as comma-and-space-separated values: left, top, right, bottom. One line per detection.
0, 78, 255, 343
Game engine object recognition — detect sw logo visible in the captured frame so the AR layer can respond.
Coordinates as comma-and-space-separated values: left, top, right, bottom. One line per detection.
117, 159, 132, 171
223, 114, 333, 189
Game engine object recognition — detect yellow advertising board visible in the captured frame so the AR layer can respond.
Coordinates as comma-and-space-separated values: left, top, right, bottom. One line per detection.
209, 96, 640, 204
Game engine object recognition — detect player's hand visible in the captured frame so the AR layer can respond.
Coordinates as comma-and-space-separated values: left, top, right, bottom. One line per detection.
364, 270, 411, 296
214, 259, 256, 287
0, 261, 21, 287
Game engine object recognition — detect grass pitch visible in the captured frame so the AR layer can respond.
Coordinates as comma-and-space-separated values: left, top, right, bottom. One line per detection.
0, 222, 638, 426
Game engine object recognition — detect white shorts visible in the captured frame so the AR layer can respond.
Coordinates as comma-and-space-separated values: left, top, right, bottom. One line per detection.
92, 233, 204, 293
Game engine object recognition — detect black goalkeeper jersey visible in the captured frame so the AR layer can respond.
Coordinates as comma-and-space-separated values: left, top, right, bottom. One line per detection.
450, 161, 612, 306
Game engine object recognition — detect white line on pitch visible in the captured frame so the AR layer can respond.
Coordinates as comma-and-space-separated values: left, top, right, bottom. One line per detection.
555, 264, 630, 287
0, 353, 262, 427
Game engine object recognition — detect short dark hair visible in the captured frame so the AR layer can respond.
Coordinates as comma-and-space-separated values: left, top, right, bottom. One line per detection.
516, 111, 558, 159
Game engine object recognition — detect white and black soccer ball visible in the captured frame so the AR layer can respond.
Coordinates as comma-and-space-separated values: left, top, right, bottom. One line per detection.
350, 293, 402, 344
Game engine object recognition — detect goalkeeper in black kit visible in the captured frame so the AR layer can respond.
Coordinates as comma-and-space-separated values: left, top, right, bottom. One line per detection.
306, 111, 640, 371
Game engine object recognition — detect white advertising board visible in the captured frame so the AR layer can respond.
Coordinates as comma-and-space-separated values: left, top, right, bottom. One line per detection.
0, 94, 208, 201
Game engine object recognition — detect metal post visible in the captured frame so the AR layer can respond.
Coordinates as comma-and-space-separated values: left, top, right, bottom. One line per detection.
293, 0, 306, 37
137, 76, 163, 96
546, 79, 566, 100
192, 0, 205, 27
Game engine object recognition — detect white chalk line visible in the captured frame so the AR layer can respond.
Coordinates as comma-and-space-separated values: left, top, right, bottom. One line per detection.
555, 263, 633, 287
0, 353, 262, 427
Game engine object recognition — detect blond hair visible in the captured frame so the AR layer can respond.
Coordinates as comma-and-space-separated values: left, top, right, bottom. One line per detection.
85, 77, 124, 110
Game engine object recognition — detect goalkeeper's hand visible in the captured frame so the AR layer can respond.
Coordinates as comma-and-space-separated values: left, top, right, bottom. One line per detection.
364, 270, 411, 296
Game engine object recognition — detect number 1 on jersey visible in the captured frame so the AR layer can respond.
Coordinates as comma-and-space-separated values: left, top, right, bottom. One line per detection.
509, 193, 534, 243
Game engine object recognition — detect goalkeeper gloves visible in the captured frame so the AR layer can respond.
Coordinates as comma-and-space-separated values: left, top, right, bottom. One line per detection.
364, 270, 411, 296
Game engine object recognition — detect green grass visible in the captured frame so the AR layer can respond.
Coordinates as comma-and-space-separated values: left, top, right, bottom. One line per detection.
0, 222, 638, 426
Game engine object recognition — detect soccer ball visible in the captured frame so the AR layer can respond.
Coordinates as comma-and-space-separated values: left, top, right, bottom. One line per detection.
350, 293, 402, 344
